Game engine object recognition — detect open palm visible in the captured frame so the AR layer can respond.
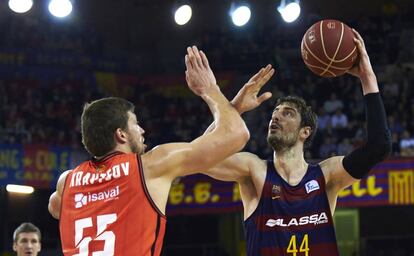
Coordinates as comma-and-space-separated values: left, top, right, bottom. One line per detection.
231, 64, 275, 114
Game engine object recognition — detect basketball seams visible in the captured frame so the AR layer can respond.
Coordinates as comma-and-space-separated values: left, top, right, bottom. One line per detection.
303, 39, 350, 71
335, 46, 357, 62
301, 19, 358, 77
323, 22, 357, 62
303, 35, 330, 66
302, 60, 336, 76
320, 21, 344, 76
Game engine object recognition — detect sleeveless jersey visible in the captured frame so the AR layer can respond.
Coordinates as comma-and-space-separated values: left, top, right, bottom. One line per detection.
60, 152, 166, 256
244, 160, 339, 256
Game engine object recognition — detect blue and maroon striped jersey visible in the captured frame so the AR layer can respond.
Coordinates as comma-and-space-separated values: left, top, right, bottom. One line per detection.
244, 160, 339, 256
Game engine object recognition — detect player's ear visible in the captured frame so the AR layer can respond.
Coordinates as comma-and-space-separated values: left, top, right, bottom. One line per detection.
301, 126, 311, 139
114, 128, 128, 143
13, 242, 17, 251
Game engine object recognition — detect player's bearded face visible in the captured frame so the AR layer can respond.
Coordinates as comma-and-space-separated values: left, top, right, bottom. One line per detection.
267, 126, 300, 152
126, 112, 146, 155
267, 104, 301, 152
128, 133, 145, 155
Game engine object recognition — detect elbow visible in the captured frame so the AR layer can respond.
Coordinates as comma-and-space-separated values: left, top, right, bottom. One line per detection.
48, 202, 60, 220
366, 141, 392, 163
241, 126, 250, 144
369, 131, 392, 161
379, 140, 392, 161
48, 193, 61, 220
233, 123, 250, 150
365, 130, 392, 162
212, 118, 250, 154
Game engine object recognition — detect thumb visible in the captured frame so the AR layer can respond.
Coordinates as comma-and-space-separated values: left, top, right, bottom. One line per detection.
185, 71, 190, 84
257, 92, 272, 105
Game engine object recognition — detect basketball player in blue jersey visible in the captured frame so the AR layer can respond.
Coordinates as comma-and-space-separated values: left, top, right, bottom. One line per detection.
203, 30, 392, 255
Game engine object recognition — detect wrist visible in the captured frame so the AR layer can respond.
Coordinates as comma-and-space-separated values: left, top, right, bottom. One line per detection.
360, 72, 377, 84
230, 100, 243, 114
360, 73, 379, 95
200, 84, 220, 99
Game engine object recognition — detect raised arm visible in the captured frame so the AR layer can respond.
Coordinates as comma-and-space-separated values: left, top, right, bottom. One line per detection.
48, 170, 70, 219
142, 46, 249, 180
202, 152, 258, 182
204, 64, 275, 133
322, 29, 392, 193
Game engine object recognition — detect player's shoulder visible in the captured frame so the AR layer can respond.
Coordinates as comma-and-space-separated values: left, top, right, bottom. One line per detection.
143, 143, 187, 157
59, 169, 72, 178
235, 152, 267, 170
57, 169, 73, 193
319, 156, 345, 171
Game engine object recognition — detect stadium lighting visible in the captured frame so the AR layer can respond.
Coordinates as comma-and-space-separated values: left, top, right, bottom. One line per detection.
231, 5, 251, 27
278, 0, 301, 23
174, 4, 192, 25
48, 0, 73, 18
6, 184, 34, 194
8, 0, 33, 14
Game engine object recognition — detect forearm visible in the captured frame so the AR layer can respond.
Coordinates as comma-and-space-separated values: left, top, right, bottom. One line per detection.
48, 191, 61, 219
201, 88, 249, 141
230, 99, 247, 115
203, 101, 243, 135
359, 71, 379, 95
342, 93, 391, 178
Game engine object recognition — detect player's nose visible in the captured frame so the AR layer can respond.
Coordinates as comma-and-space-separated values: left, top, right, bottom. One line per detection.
139, 126, 145, 134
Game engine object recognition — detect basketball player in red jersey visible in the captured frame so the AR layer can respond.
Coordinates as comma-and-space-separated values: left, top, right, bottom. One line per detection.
47, 46, 271, 256
203, 30, 392, 255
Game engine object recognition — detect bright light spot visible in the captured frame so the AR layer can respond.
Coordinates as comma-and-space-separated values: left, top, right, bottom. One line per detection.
8, 0, 33, 14
278, 2, 301, 23
175, 5, 192, 25
231, 6, 251, 27
48, 0, 73, 18
6, 184, 34, 194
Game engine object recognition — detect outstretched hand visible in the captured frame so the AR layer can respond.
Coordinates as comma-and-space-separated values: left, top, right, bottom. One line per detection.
231, 64, 275, 114
346, 29, 375, 81
185, 46, 218, 97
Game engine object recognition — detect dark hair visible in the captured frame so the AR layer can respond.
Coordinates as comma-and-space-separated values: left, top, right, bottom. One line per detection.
275, 95, 318, 148
13, 223, 41, 242
81, 97, 135, 156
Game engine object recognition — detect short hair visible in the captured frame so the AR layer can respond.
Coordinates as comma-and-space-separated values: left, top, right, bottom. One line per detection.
81, 97, 135, 157
13, 223, 41, 242
275, 95, 318, 148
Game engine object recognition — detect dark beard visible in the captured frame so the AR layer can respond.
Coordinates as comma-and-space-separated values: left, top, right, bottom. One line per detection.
267, 130, 299, 152
129, 138, 145, 155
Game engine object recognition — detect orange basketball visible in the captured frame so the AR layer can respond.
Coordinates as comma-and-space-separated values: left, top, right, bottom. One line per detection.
301, 19, 358, 77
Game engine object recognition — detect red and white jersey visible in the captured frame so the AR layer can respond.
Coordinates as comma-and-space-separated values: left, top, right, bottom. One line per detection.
60, 152, 166, 256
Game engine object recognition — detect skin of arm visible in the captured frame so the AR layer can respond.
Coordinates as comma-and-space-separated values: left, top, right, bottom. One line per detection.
321, 29, 384, 213
141, 46, 251, 213
48, 46, 250, 217
48, 170, 70, 219
203, 152, 267, 218
142, 46, 250, 180
204, 65, 274, 134
198, 65, 275, 218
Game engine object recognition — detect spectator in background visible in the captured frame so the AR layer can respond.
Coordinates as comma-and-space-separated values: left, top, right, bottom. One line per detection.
323, 93, 344, 114
337, 138, 354, 155
391, 132, 401, 156
400, 130, 414, 157
317, 107, 331, 130
13, 222, 41, 256
331, 108, 349, 129
387, 115, 404, 135
319, 136, 337, 158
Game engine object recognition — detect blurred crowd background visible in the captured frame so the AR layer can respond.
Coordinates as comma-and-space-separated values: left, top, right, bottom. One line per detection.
0, 0, 414, 255
1, 9, 414, 160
